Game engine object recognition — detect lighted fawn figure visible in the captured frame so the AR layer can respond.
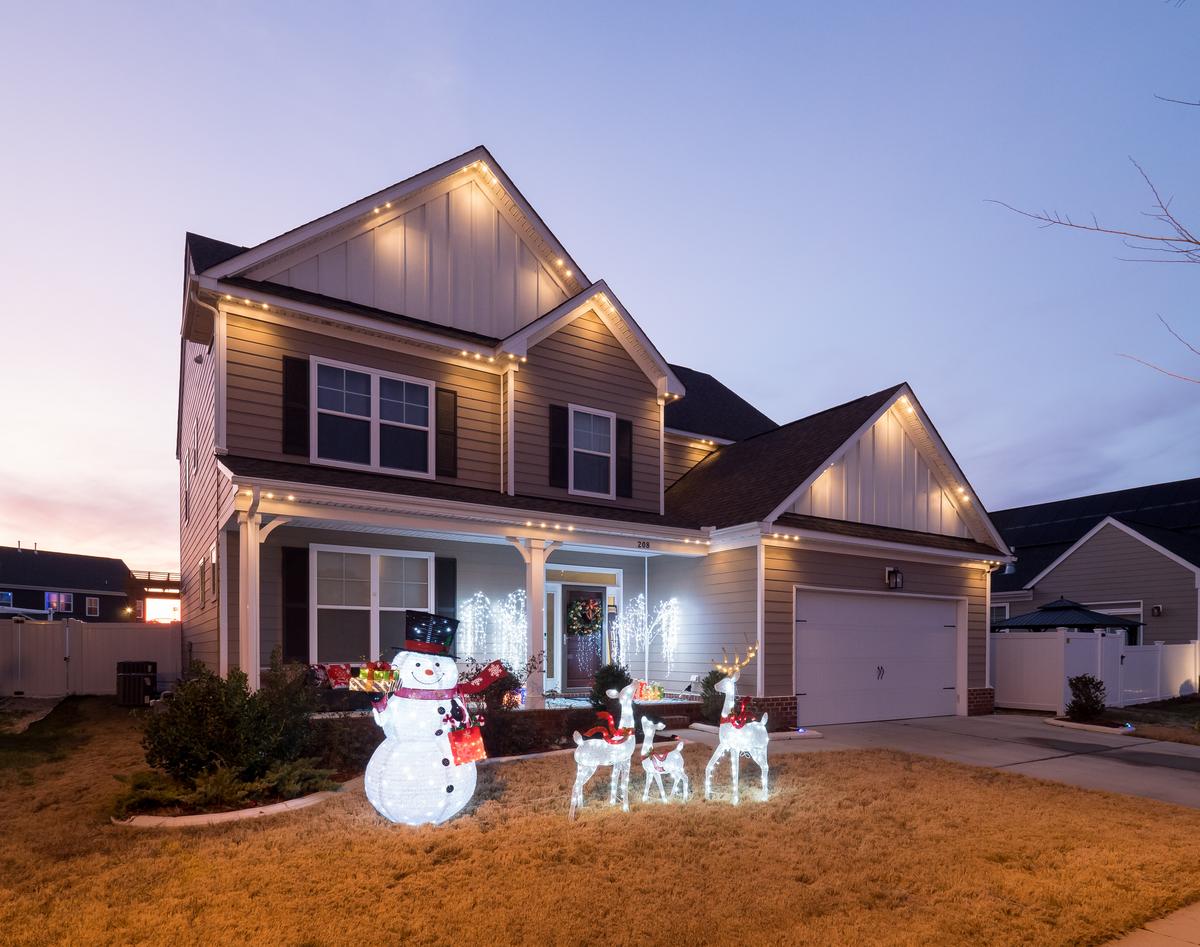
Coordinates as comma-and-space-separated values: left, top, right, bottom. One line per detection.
639, 717, 689, 803
569, 682, 638, 820
703, 647, 770, 806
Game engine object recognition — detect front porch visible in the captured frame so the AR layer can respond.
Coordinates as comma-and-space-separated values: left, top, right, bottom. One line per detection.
216, 483, 711, 706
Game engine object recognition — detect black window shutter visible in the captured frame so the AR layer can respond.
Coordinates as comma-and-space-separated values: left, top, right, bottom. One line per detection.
616, 418, 633, 498
282, 357, 310, 456
549, 404, 569, 488
435, 388, 458, 478
434, 557, 457, 619
281, 546, 309, 664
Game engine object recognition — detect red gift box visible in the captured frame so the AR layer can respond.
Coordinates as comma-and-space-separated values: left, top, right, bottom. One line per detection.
447, 726, 487, 765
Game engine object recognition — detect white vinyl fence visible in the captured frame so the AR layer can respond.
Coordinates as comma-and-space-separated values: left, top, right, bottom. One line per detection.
0, 619, 182, 697
990, 630, 1199, 715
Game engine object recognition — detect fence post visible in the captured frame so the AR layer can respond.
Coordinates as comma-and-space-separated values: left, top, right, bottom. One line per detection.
1057, 628, 1068, 717
1155, 640, 1165, 702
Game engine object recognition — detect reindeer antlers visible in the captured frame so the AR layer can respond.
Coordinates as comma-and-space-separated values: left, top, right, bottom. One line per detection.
714, 643, 758, 676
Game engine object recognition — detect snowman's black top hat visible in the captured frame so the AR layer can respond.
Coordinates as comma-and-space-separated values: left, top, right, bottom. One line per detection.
400, 610, 458, 656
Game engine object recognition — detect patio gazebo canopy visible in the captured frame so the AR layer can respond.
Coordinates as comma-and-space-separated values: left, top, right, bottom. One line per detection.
991, 597, 1143, 631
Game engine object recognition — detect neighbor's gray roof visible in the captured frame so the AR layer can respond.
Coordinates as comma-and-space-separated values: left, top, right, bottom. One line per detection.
665, 364, 777, 442
0, 546, 130, 593
992, 597, 1142, 630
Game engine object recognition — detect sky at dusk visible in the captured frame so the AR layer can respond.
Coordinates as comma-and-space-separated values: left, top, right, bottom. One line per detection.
1, 1, 1197, 571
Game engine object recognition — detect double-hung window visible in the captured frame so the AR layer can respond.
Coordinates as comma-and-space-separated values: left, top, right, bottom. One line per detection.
310, 545, 434, 663
46, 592, 73, 614
569, 405, 616, 498
313, 359, 434, 477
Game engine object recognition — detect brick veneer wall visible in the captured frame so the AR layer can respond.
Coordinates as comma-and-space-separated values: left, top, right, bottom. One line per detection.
967, 687, 994, 716
746, 696, 798, 731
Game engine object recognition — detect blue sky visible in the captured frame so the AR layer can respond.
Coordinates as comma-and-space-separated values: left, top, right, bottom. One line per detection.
1, 1, 1196, 569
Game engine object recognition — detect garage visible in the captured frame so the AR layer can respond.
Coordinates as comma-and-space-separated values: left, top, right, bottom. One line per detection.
794, 590, 960, 725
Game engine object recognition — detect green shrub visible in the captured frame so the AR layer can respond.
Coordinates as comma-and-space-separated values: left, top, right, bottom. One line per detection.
112, 770, 191, 818
142, 654, 317, 784
307, 716, 381, 775
188, 766, 254, 810
255, 758, 336, 798
1066, 674, 1107, 722
589, 662, 633, 711
700, 669, 726, 724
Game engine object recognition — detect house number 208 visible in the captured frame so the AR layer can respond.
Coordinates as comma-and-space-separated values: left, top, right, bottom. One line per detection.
637, 540, 651, 549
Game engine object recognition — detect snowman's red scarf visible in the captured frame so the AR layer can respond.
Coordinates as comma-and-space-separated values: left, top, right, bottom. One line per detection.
375, 659, 508, 710
720, 698, 754, 729
582, 711, 634, 744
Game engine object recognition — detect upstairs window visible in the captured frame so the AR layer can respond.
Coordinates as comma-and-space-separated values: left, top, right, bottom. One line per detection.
569, 405, 615, 499
313, 359, 434, 478
86, 597, 99, 617
46, 591, 73, 614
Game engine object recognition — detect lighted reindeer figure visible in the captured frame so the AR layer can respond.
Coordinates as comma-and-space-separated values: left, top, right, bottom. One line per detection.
703, 646, 770, 806
569, 682, 638, 820
639, 717, 689, 803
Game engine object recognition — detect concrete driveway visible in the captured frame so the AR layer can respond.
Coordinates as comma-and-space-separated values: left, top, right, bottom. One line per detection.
684, 713, 1200, 808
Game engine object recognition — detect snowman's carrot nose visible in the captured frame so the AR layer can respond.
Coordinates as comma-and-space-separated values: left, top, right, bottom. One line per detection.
424, 668, 435, 676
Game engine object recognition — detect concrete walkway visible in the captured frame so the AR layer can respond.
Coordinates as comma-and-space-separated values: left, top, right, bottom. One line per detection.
1108, 902, 1200, 945
683, 712, 1200, 808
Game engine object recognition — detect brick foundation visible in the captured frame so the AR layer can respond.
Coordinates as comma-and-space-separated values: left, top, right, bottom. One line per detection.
746, 696, 798, 731
967, 687, 994, 716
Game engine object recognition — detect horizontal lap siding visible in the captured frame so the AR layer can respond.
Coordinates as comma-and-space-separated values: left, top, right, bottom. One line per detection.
180, 339, 221, 670
764, 544, 988, 695
224, 311, 500, 491
646, 547, 759, 694
1030, 524, 1198, 644
514, 310, 660, 513
663, 436, 714, 488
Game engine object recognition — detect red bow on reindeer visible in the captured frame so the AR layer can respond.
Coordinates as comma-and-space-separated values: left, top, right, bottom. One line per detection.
720, 698, 754, 729
581, 711, 634, 744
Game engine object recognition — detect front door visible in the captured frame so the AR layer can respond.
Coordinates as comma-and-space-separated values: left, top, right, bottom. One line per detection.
563, 585, 606, 690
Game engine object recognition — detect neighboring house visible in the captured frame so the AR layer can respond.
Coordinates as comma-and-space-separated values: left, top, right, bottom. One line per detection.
177, 146, 1009, 727
0, 546, 132, 620
991, 478, 1200, 645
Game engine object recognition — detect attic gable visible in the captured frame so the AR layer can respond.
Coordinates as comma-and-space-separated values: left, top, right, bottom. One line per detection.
196, 148, 588, 340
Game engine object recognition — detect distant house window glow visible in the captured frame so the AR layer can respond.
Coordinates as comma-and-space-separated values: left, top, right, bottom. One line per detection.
145, 597, 179, 623
86, 597, 99, 617
0, 592, 11, 607
46, 591, 73, 613
136, 599, 144, 619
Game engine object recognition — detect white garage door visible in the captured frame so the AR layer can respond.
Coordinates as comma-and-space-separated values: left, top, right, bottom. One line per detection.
795, 591, 958, 725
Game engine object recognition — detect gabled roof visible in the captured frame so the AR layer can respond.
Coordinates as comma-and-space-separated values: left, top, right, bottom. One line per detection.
0, 546, 130, 593
186, 233, 247, 274
991, 477, 1200, 591
773, 513, 1006, 557
664, 365, 776, 441
665, 384, 904, 529
992, 597, 1143, 630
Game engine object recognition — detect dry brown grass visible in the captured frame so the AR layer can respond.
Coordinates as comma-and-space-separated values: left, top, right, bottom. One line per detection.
3, 699, 1200, 946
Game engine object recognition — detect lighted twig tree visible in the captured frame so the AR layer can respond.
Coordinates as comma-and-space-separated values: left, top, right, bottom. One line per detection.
612, 595, 681, 681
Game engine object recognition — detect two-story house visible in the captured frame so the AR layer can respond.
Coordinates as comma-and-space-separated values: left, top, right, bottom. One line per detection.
178, 147, 1010, 727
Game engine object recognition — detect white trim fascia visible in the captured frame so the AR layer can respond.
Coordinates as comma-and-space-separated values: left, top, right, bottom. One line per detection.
201, 147, 587, 288
763, 531, 1007, 568
498, 280, 684, 398
223, 471, 711, 548
664, 428, 733, 446
215, 307, 227, 451
991, 589, 1033, 603
205, 280, 504, 367
1023, 515, 1200, 590
756, 541, 766, 698
505, 367, 516, 496
658, 401, 665, 516
707, 523, 766, 552
217, 528, 229, 677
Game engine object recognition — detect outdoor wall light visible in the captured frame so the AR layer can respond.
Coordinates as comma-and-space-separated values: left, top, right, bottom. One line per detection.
1152, 605, 1164, 617
885, 567, 904, 590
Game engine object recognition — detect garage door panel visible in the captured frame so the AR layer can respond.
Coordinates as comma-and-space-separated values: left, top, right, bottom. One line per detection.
795, 591, 958, 726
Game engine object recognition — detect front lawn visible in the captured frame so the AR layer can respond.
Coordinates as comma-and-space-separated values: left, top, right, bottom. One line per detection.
1104, 694, 1200, 746
3, 699, 1200, 946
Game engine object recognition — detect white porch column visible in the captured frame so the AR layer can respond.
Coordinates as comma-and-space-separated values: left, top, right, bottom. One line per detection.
237, 511, 261, 690
508, 536, 560, 709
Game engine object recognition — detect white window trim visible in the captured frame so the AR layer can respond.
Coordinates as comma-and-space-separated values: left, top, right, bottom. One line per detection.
46, 592, 73, 613
990, 603, 1009, 621
1083, 600, 1144, 645
85, 596, 100, 617
308, 544, 435, 663
310, 356, 436, 480
567, 403, 617, 500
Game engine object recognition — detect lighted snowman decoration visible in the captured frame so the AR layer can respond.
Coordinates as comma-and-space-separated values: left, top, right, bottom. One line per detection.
364, 635, 477, 826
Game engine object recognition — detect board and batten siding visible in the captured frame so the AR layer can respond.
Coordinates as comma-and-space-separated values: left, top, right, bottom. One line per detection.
513, 309, 661, 513
790, 406, 969, 538
663, 434, 715, 488
223, 310, 501, 491
1029, 523, 1199, 645
253, 179, 568, 339
764, 544, 989, 697
179, 338, 222, 669
645, 547, 759, 695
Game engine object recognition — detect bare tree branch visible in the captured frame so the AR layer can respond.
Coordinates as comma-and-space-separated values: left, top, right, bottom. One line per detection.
1117, 353, 1200, 384
1158, 313, 1200, 358
1155, 94, 1200, 106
